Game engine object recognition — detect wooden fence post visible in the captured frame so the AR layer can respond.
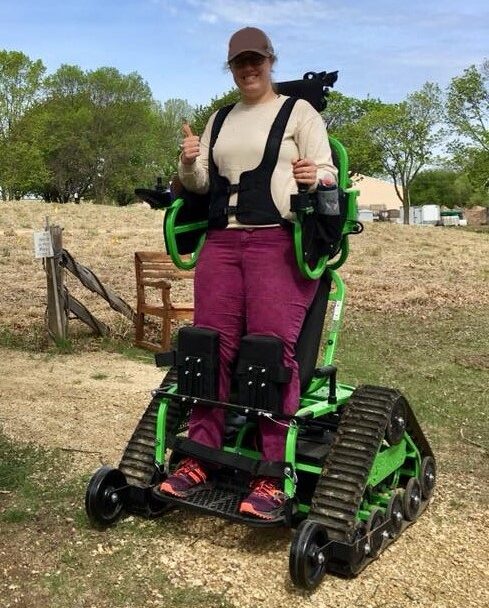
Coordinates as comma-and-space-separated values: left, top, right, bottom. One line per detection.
45, 223, 67, 342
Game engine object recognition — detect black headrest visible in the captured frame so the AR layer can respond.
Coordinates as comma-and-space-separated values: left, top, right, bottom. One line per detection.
276, 71, 338, 112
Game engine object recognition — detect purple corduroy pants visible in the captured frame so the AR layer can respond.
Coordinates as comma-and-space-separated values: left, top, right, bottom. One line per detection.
189, 226, 319, 461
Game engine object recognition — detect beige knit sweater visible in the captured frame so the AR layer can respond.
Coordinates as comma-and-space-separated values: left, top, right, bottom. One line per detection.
178, 95, 337, 228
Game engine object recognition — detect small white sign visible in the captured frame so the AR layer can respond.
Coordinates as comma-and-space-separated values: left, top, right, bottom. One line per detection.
33, 230, 54, 258
332, 300, 343, 321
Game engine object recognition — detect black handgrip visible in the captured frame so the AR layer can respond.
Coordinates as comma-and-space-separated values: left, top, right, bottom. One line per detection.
134, 188, 173, 209
314, 365, 337, 404
290, 182, 313, 214
314, 365, 337, 378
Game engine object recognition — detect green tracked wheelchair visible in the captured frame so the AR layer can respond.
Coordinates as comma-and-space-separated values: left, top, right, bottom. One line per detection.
85, 71, 436, 590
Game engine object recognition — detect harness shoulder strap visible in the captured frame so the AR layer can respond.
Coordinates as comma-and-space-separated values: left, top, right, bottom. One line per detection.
258, 97, 299, 173
210, 104, 236, 149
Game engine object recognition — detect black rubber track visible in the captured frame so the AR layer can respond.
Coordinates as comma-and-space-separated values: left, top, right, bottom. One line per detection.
308, 385, 434, 574
118, 367, 181, 487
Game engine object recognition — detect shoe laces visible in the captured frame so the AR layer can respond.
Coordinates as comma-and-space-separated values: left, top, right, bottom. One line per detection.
250, 477, 282, 498
176, 458, 206, 478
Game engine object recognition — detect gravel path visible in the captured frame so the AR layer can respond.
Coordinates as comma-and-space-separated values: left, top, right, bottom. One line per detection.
1, 347, 487, 608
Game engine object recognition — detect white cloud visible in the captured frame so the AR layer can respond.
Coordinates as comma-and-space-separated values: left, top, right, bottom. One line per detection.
159, 0, 489, 32
187, 0, 338, 26
200, 12, 218, 24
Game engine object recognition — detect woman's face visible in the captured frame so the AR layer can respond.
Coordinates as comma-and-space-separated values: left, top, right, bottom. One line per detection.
229, 53, 274, 102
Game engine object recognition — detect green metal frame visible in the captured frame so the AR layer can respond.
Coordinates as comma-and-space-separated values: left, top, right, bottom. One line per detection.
153, 263, 356, 507
292, 137, 359, 279
153, 134, 424, 524
163, 198, 207, 270
163, 137, 359, 276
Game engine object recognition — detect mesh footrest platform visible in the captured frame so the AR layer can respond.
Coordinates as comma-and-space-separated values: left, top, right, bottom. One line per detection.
154, 480, 288, 527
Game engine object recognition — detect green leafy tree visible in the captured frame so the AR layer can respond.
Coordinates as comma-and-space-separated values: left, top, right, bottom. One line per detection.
150, 97, 195, 185
0, 122, 48, 198
0, 50, 45, 198
84, 67, 154, 204
325, 91, 385, 176
410, 168, 473, 207
446, 60, 489, 199
191, 88, 240, 135
28, 65, 157, 204
362, 83, 443, 223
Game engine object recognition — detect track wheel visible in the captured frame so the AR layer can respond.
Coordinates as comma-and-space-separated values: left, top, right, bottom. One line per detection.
385, 397, 407, 445
385, 490, 404, 538
365, 508, 385, 558
420, 456, 436, 500
85, 466, 126, 527
349, 521, 369, 575
289, 520, 329, 590
403, 477, 422, 521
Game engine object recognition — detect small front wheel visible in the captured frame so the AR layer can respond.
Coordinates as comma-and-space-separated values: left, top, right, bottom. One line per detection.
385, 397, 407, 445
85, 466, 126, 527
289, 520, 329, 590
420, 456, 436, 500
385, 490, 404, 538
403, 477, 422, 521
365, 508, 385, 558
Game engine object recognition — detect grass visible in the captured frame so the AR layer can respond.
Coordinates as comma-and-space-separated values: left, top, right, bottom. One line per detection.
91, 372, 109, 380
0, 325, 48, 351
0, 323, 155, 365
1, 305, 488, 605
460, 225, 489, 235
336, 305, 489, 451
0, 430, 232, 608
0, 433, 42, 493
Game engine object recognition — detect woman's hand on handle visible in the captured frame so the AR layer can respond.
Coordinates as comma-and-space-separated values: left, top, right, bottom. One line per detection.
292, 158, 318, 187
181, 122, 201, 166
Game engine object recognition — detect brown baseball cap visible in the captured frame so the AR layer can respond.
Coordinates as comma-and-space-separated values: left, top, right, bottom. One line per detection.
228, 27, 275, 62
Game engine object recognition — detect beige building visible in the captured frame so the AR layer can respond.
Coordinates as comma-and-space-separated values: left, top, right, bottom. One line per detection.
352, 175, 403, 212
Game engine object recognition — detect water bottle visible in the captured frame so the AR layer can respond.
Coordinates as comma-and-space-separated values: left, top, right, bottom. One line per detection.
316, 178, 339, 216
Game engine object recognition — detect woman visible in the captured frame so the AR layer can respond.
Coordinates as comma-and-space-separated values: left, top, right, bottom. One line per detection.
158, 27, 337, 520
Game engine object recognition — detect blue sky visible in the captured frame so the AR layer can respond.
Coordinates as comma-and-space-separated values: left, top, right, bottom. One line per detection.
1, 0, 487, 107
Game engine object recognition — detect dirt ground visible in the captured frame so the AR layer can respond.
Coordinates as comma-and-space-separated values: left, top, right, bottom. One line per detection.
0, 347, 488, 608
1, 201, 489, 607
1, 200, 489, 342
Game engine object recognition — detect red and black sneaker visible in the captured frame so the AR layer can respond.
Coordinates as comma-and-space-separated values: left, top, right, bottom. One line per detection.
156, 458, 209, 498
239, 477, 287, 520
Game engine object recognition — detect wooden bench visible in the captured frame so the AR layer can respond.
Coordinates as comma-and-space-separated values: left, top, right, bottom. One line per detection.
134, 251, 195, 352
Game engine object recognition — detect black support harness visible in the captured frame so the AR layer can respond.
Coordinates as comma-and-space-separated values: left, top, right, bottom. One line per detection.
208, 96, 299, 228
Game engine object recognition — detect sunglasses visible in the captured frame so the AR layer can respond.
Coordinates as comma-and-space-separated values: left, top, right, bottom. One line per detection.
229, 54, 267, 69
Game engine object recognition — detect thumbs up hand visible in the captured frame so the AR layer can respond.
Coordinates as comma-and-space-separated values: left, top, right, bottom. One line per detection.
181, 122, 201, 166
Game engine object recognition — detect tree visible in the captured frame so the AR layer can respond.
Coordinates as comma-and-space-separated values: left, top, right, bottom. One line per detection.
28, 65, 158, 203
0, 121, 48, 199
410, 168, 473, 207
361, 83, 443, 223
325, 91, 385, 176
0, 50, 45, 137
150, 98, 195, 185
191, 88, 240, 135
0, 50, 45, 198
446, 61, 489, 197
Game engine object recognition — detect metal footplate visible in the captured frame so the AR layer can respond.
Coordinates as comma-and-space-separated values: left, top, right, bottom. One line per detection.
153, 471, 292, 528
308, 385, 433, 576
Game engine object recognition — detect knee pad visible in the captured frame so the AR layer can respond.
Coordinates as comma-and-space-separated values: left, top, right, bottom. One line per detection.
236, 335, 292, 413
176, 327, 220, 399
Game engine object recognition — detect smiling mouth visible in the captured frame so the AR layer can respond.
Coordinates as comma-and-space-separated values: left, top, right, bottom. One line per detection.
242, 74, 258, 83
